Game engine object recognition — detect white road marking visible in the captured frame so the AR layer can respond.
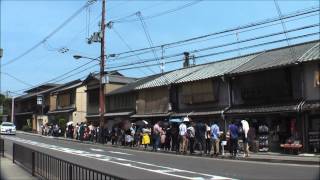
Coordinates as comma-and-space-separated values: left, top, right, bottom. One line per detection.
3, 136, 234, 180
108, 151, 132, 155
90, 148, 104, 152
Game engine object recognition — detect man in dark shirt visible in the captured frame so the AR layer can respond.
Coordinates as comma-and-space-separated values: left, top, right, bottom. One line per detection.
195, 122, 206, 155
228, 120, 239, 157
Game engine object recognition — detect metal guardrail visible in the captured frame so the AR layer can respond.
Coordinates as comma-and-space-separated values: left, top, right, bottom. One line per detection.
0, 138, 4, 157
13, 143, 125, 180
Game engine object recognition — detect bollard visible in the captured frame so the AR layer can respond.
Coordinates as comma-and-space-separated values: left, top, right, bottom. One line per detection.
12, 143, 15, 163
32, 152, 35, 176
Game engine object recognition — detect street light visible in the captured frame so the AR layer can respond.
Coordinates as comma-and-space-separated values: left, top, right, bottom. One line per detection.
73, 54, 115, 61
73, 55, 100, 61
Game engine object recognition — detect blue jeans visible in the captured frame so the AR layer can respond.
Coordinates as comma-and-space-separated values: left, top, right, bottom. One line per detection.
153, 134, 160, 151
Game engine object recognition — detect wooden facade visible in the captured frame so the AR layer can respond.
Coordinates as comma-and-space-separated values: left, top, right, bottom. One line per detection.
136, 87, 169, 115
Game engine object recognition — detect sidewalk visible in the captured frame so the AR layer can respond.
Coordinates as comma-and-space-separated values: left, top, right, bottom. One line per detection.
16, 131, 320, 165
0, 156, 37, 180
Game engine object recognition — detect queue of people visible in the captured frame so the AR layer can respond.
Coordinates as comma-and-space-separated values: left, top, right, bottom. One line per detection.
40, 118, 253, 158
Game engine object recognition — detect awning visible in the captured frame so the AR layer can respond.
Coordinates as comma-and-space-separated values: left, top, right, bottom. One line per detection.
302, 101, 320, 111
225, 103, 300, 115
47, 108, 75, 114
104, 111, 134, 117
86, 114, 100, 118
86, 111, 134, 118
131, 112, 172, 118
15, 112, 34, 116
171, 110, 223, 117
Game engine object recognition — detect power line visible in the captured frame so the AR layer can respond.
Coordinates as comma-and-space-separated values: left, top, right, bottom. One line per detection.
136, 12, 161, 69
107, 32, 319, 72
111, 6, 319, 57
11, 58, 99, 93
112, 0, 203, 23
2, 72, 34, 87
108, 12, 319, 62
273, 0, 298, 61
111, 27, 155, 74
2, 0, 97, 67
107, 24, 319, 69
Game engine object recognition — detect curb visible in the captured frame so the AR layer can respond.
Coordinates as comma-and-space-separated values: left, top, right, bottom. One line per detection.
16, 131, 320, 166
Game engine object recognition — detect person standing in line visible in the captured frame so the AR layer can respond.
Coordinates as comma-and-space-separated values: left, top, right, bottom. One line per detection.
205, 123, 211, 155
160, 127, 166, 150
195, 122, 206, 155
179, 118, 188, 154
241, 120, 250, 157
141, 124, 151, 150
153, 121, 163, 152
79, 122, 85, 142
228, 120, 239, 157
164, 127, 172, 151
210, 121, 221, 157
187, 122, 196, 154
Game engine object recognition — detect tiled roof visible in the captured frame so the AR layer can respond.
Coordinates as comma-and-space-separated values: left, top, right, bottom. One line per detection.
230, 41, 319, 75
298, 43, 320, 62
85, 72, 137, 85
135, 54, 256, 89
108, 40, 320, 94
51, 80, 83, 94
107, 74, 162, 95
174, 54, 257, 84
135, 65, 203, 90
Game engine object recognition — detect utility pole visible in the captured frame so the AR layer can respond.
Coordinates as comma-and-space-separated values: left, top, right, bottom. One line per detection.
99, 0, 106, 142
0, 48, 3, 116
11, 96, 14, 124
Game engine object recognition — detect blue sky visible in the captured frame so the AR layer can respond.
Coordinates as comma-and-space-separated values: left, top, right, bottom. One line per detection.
1, 0, 319, 95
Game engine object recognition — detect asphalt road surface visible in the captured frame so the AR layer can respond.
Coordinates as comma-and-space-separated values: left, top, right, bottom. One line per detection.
1, 133, 319, 180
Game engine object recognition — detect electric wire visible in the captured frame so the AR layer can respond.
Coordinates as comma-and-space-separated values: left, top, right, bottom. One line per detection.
112, 0, 203, 23
108, 11, 319, 63
107, 32, 319, 72
2, 0, 97, 67
111, 7, 319, 57
2, 72, 34, 87
106, 24, 319, 69
112, 27, 155, 74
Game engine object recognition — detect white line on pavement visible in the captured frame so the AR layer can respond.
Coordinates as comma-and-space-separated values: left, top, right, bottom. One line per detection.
108, 151, 132, 155
90, 148, 104, 152
3, 136, 234, 180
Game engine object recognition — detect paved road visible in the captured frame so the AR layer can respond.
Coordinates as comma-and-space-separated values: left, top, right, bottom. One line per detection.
1, 133, 319, 180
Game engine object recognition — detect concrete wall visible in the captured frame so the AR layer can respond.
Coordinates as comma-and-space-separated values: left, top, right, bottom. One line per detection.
304, 62, 320, 100
73, 86, 87, 124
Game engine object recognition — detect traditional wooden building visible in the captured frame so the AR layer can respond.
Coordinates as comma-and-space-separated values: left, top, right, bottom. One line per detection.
106, 40, 319, 153
83, 72, 136, 127
224, 40, 319, 152
14, 83, 59, 131
47, 80, 85, 125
